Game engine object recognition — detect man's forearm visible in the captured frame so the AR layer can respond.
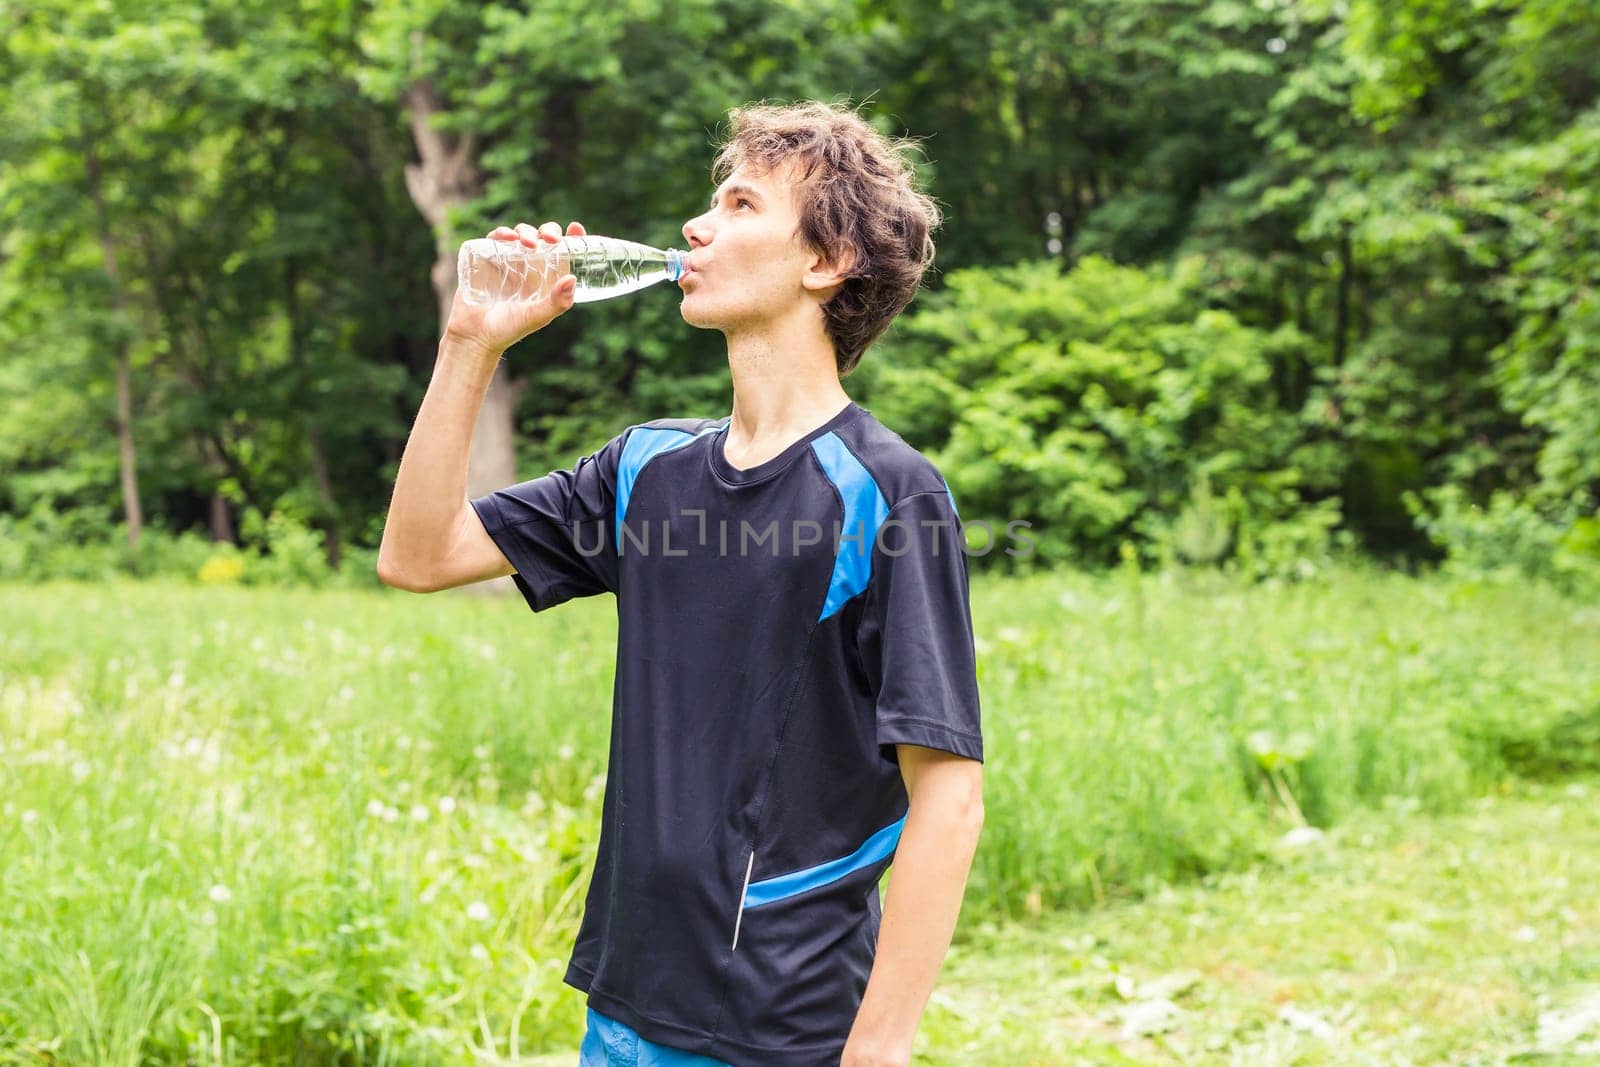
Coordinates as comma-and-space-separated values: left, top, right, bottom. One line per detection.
845, 791, 983, 1062
377, 336, 502, 582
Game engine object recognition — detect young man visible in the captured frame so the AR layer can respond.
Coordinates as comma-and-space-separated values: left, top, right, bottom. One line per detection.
378, 101, 984, 1067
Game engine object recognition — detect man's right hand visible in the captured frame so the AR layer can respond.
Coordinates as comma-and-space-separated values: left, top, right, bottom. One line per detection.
443, 219, 587, 359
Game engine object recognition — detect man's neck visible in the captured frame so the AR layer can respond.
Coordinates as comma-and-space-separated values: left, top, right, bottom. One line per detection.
722, 316, 851, 447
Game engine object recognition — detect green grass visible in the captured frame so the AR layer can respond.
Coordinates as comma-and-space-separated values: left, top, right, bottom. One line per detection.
923, 779, 1600, 1065
1, 566, 1597, 1063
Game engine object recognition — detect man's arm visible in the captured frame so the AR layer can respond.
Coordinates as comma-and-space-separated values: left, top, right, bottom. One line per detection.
843, 745, 984, 1066
377, 219, 583, 593
376, 335, 515, 592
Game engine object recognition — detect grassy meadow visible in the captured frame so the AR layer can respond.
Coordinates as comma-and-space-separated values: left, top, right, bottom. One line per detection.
1, 566, 1598, 1064
927, 778, 1600, 1064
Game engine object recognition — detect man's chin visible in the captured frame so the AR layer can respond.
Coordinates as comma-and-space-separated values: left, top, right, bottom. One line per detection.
678, 299, 718, 330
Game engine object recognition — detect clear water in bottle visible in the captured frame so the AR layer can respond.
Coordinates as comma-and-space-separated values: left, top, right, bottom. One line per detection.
457, 235, 690, 306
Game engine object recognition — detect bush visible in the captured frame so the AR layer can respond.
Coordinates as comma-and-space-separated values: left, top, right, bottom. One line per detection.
335, 541, 386, 591
129, 528, 228, 581
0, 503, 125, 581
236, 508, 333, 587
854, 256, 1344, 579
0, 503, 384, 590
1404, 484, 1600, 595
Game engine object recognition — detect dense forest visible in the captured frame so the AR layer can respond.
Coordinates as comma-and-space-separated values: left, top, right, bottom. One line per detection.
2, 0, 1595, 589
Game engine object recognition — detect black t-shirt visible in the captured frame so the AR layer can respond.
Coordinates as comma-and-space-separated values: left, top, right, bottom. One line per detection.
470, 399, 983, 1067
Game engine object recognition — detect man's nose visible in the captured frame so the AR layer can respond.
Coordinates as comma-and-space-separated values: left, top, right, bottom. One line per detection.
683, 214, 710, 248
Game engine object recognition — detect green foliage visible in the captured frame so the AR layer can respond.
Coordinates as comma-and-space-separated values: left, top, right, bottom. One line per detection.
1469, 107, 1600, 509
0, 505, 382, 590
857, 256, 1344, 577
0, 0, 427, 563
1244, 727, 1316, 824
1463, 701, 1600, 779
0, 503, 127, 582
1180, 0, 1598, 573
1, 0, 1596, 592
1404, 483, 1600, 595
1169, 473, 1232, 567
235, 507, 333, 587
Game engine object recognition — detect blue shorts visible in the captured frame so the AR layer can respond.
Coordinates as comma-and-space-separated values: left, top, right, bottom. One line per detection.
578, 1007, 734, 1066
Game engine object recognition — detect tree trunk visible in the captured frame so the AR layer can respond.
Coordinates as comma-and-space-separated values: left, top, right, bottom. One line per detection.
82, 126, 144, 555
115, 352, 141, 550
401, 51, 520, 594
209, 492, 236, 543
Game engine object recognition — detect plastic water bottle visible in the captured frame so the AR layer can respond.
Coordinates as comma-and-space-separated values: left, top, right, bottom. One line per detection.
456, 235, 690, 306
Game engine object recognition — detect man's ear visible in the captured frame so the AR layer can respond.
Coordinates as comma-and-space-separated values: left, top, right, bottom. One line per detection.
802, 245, 855, 296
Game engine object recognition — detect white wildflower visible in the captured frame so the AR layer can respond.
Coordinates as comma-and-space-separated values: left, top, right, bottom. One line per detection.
1279, 826, 1327, 849
466, 901, 492, 923
1278, 1004, 1336, 1040
410, 804, 430, 823
437, 796, 457, 815
365, 799, 385, 818
470, 943, 489, 962
208, 884, 232, 904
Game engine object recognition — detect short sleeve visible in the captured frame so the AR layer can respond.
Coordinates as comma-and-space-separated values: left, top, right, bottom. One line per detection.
855, 489, 984, 764
469, 427, 631, 613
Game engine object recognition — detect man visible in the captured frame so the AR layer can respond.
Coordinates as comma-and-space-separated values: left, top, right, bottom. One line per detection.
378, 100, 984, 1067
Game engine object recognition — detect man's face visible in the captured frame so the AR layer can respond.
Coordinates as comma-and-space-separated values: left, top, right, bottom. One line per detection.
678, 162, 826, 333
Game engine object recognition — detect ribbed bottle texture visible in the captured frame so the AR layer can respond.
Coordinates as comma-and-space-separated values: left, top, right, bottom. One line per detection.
457, 235, 689, 306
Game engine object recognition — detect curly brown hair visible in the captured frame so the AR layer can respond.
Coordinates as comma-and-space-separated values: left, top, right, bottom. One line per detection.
711, 100, 942, 378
